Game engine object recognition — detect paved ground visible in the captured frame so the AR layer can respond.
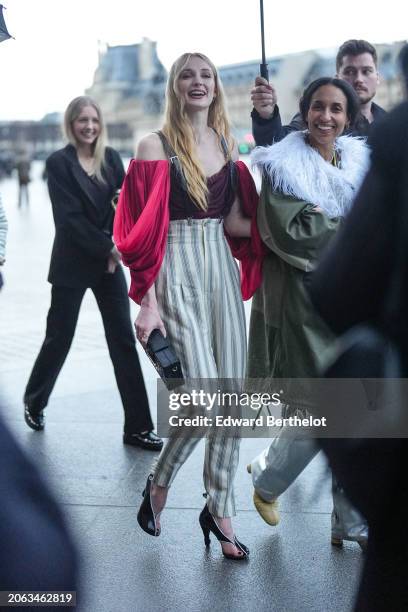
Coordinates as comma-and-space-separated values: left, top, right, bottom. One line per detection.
0, 164, 363, 612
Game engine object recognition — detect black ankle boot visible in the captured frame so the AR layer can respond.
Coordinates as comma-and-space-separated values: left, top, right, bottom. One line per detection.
199, 503, 249, 560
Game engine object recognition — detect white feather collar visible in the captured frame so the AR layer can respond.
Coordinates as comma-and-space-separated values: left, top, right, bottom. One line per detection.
251, 130, 370, 218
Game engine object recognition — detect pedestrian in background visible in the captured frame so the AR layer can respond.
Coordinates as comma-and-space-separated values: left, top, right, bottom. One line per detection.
16, 149, 31, 208
23, 96, 162, 451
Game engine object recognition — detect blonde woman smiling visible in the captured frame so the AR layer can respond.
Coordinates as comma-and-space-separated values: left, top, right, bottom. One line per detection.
115, 52, 264, 560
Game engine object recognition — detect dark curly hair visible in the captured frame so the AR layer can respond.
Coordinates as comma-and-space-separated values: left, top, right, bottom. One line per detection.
299, 77, 360, 128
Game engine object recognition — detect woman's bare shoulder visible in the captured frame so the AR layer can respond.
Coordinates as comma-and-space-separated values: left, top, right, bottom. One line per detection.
136, 133, 166, 161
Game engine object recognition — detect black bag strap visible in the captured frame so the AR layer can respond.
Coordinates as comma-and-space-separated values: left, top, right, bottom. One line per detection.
219, 133, 238, 191
156, 130, 188, 193
156, 129, 237, 197
156, 130, 175, 159
219, 134, 229, 159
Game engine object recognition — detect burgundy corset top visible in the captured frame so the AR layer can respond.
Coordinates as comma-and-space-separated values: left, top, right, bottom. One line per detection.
169, 162, 235, 220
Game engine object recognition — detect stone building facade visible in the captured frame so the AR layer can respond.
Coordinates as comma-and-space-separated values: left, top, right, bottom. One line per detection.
0, 38, 406, 160
85, 38, 407, 152
85, 38, 167, 153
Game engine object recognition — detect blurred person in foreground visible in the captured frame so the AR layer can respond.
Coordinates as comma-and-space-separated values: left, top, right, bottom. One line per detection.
0, 161, 77, 599
23, 96, 162, 451
251, 39, 386, 147
0, 413, 78, 597
0, 13, 77, 601
310, 45, 408, 611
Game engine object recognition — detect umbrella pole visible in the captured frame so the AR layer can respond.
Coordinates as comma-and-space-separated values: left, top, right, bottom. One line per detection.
259, 0, 269, 81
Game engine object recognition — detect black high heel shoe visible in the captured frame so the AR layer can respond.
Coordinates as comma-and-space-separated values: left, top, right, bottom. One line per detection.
137, 474, 161, 537
199, 503, 249, 560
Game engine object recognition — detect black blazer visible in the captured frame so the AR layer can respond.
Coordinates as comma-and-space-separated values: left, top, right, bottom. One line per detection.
46, 144, 125, 288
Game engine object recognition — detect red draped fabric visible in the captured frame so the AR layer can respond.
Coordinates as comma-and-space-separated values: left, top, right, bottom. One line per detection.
113, 159, 266, 304
227, 161, 267, 300
113, 160, 170, 304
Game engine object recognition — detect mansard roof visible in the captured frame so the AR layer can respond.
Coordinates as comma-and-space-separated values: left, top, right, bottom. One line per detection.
94, 45, 140, 84
93, 42, 167, 87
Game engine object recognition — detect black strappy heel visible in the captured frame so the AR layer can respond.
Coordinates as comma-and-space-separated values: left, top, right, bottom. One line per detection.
199, 503, 249, 560
137, 474, 161, 537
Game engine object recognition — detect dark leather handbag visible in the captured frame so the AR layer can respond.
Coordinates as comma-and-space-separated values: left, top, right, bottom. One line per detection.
145, 329, 184, 390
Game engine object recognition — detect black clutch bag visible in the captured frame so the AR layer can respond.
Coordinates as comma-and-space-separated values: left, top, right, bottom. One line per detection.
145, 329, 184, 390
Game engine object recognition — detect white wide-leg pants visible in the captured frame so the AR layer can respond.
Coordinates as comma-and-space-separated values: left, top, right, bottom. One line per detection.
152, 219, 246, 518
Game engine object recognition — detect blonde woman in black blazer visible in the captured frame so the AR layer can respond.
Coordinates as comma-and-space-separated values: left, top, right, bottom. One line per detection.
23, 96, 162, 451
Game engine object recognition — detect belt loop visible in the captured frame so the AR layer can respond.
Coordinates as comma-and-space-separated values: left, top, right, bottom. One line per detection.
187, 217, 192, 226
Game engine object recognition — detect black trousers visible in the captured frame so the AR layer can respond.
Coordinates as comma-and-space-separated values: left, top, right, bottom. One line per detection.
24, 267, 153, 434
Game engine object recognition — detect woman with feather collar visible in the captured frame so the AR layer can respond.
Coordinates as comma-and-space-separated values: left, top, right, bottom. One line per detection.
247, 77, 371, 547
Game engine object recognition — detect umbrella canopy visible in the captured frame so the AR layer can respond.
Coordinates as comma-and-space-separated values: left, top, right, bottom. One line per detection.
0, 4, 12, 43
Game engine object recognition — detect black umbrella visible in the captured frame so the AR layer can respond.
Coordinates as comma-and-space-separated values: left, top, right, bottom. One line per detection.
259, 0, 268, 81
0, 4, 12, 43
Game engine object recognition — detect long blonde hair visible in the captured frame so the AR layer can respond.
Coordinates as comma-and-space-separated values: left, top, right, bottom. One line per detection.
64, 96, 107, 183
162, 53, 234, 211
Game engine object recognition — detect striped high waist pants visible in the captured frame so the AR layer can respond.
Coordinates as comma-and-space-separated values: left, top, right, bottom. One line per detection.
152, 219, 246, 517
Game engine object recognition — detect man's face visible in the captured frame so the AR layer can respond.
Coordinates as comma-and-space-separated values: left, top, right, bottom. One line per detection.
337, 52, 380, 105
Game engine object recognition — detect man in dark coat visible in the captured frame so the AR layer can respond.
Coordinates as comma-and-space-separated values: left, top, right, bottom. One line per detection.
251, 39, 386, 146
309, 45, 408, 612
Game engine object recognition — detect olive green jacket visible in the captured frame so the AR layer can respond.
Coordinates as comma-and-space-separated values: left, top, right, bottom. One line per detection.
247, 184, 342, 382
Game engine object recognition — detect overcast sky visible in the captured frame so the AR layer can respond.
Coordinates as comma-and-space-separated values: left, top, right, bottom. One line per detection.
0, 0, 407, 120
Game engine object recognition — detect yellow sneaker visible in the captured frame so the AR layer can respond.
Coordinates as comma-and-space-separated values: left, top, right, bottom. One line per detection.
253, 491, 280, 526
